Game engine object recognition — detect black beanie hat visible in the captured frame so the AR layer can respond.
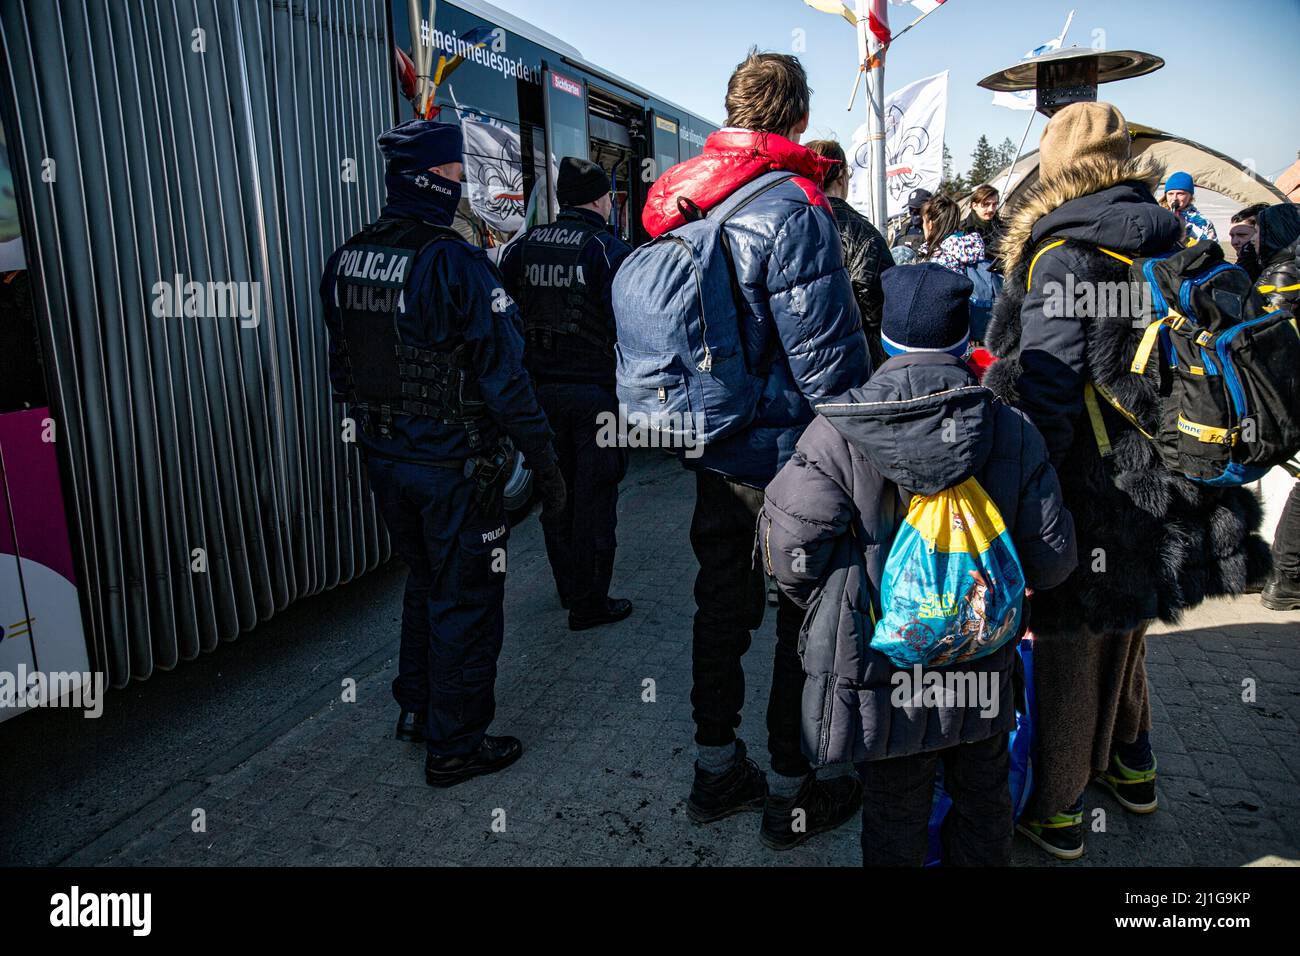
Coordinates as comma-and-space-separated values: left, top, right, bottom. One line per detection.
557, 157, 610, 207
880, 263, 973, 357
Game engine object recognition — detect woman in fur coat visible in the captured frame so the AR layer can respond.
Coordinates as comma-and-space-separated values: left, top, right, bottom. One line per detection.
982, 102, 1270, 860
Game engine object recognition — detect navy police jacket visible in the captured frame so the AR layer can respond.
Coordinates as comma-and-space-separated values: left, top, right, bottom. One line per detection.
320, 186, 554, 468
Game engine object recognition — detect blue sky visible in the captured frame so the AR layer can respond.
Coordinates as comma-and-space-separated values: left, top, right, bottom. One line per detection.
482, 0, 1300, 182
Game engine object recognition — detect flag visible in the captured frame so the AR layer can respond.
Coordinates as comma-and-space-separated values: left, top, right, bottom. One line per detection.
850, 71, 948, 222
459, 112, 528, 235
991, 10, 1075, 110
892, 0, 945, 14
867, 0, 891, 45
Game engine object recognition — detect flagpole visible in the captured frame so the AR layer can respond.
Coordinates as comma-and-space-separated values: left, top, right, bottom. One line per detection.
857, 0, 887, 227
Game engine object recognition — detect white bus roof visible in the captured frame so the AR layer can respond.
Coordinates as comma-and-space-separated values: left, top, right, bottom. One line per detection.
449, 0, 720, 127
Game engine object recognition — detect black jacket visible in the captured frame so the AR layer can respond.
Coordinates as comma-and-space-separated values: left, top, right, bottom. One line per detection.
759, 353, 1076, 763
498, 207, 632, 387
827, 196, 894, 366
984, 157, 1271, 633
1256, 203, 1300, 312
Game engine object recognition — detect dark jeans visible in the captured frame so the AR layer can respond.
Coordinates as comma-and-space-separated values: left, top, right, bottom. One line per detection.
1273, 479, 1300, 580
858, 733, 1012, 867
690, 469, 810, 779
365, 456, 508, 758
535, 382, 628, 611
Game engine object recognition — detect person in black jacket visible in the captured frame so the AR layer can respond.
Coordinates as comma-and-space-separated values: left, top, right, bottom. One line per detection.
961, 183, 1005, 257
983, 102, 1271, 860
1253, 203, 1300, 611
806, 139, 894, 367
760, 264, 1077, 866
499, 158, 634, 631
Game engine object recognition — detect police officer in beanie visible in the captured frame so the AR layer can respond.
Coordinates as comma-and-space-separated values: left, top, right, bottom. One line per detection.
499, 157, 634, 630
320, 118, 566, 787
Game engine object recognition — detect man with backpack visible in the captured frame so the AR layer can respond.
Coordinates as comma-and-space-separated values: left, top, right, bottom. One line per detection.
982, 102, 1273, 860
618, 49, 870, 849
499, 157, 634, 631
759, 264, 1078, 865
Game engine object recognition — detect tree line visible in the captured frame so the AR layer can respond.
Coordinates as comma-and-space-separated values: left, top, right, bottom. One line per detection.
940, 135, 1018, 198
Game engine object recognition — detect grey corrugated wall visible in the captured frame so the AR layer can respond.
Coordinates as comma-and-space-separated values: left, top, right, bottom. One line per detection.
0, 0, 396, 686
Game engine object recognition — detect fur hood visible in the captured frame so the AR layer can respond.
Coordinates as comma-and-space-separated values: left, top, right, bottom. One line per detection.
999, 155, 1165, 273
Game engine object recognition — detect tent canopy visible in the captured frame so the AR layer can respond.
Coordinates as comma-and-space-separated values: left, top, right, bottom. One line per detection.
974, 121, 1289, 252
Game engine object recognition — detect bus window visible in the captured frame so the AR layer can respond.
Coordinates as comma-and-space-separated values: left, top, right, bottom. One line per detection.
652, 113, 679, 179
544, 70, 587, 156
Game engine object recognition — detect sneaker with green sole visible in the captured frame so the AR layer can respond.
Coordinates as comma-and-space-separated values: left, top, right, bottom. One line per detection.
1096, 753, 1158, 814
1017, 808, 1084, 861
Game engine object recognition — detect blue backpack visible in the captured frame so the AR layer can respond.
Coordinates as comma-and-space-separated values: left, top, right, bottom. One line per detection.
612, 171, 793, 448
871, 476, 1026, 668
963, 259, 1003, 343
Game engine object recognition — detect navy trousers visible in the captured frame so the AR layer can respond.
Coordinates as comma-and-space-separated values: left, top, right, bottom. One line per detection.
365, 456, 508, 757
535, 382, 628, 612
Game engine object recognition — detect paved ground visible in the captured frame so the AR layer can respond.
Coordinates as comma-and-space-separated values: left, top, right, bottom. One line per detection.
4, 450, 1299, 866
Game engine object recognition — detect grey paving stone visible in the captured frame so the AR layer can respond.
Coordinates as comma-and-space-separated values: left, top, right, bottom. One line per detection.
72, 452, 1300, 867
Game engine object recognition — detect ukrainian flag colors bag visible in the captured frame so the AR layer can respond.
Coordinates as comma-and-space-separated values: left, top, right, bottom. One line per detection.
872, 477, 1025, 667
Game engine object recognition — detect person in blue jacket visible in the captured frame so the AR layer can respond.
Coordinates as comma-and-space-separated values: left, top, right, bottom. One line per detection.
320, 119, 566, 788
639, 51, 870, 850
499, 158, 634, 631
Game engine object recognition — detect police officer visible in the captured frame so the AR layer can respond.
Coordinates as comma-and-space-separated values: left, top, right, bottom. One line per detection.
499, 158, 634, 631
887, 187, 932, 261
320, 119, 566, 787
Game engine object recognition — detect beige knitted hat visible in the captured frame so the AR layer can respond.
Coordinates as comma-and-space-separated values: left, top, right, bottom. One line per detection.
1039, 101, 1132, 182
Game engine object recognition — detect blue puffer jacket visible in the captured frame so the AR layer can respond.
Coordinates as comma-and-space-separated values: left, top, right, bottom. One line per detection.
758, 353, 1077, 765
642, 130, 871, 487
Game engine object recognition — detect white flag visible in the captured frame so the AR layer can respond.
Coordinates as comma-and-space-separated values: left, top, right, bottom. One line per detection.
992, 10, 1075, 110
850, 70, 948, 222
891, 0, 945, 14
460, 114, 530, 236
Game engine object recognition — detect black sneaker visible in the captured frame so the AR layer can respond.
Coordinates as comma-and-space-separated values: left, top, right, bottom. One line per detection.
568, 598, 634, 631
1017, 807, 1085, 861
1261, 573, 1300, 611
760, 774, 862, 850
394, 709, 425, 743
1096, 753, 1158, 814
425, 735, 522, 788
686, 739, 768, 824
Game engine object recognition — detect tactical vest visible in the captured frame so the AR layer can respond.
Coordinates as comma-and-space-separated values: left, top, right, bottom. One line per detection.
518, 214, 614, 358
332, 218, 489, 448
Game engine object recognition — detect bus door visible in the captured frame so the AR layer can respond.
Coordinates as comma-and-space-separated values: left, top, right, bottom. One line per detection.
587, 86, 637, 244
541, 65, 589, 221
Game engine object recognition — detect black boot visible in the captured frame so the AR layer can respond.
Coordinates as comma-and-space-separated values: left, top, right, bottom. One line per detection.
425, 735, 523, 788
760, 774, 862, 851
568, 598, 634, 631
394, 709, 425, 743
568, 549, 632, 630
686, 739, 768, 823
1262, 573, 1300, 611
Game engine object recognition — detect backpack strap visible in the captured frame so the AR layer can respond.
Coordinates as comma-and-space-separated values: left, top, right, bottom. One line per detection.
1026, 237, 1160, 457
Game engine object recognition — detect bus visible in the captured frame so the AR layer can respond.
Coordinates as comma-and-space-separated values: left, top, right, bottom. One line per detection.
393, 0, 717, 252
0, 0, 717, 716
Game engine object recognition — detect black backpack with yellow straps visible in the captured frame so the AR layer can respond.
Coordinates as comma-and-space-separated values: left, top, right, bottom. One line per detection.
1029, 238, 1300, 486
